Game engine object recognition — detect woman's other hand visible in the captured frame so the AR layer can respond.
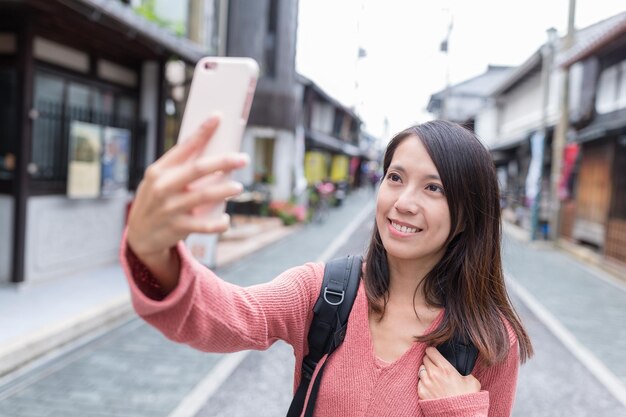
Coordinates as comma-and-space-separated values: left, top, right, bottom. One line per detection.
126, 117, 248, 291
417, 347, 481, 400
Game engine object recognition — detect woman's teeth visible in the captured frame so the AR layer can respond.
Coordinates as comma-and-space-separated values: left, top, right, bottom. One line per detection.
391, 222, 418, 234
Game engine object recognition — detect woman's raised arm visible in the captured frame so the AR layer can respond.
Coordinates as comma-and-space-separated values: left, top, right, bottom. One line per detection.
126, 116, 248, 294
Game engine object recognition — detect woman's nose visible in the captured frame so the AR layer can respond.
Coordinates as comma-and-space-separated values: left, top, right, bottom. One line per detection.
394, 189, 420, 214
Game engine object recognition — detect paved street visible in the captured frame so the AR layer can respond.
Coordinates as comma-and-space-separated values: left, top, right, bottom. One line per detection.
0, 188, 625, 417
195, 213, 626, 417
0, 189, 374, 417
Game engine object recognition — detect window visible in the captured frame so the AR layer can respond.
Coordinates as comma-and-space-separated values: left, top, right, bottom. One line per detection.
255, 137, 275, 182
30, 69, 139, 191
0, 68, 17, 180
32, 73, 64, 181
332, 110, 343, 137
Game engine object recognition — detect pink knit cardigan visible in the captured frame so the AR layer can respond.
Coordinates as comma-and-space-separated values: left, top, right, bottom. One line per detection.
120, 235, 519, 417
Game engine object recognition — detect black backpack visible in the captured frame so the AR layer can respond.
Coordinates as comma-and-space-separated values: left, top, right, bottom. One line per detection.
286, 255, 478, 417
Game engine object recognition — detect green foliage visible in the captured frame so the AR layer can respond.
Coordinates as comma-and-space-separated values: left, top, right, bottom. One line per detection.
278, 211, 297, 226
134, 0, 186, 37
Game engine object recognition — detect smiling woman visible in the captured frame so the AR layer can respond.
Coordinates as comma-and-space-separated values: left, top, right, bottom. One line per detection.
365, 121, 532, 366
122, 117, 532, 417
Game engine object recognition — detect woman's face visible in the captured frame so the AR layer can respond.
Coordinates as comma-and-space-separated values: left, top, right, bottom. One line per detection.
375, 135, 451, 267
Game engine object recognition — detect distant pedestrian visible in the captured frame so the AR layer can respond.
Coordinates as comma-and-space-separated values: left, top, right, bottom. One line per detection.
368, 167, 380, 192
122, 118, 533, 416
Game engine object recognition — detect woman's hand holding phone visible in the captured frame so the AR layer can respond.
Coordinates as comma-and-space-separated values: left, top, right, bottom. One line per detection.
126, 117, 248, 292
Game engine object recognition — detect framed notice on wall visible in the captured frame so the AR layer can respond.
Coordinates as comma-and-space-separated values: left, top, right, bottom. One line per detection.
101, 127, 130, 197
67, 121, 102, 199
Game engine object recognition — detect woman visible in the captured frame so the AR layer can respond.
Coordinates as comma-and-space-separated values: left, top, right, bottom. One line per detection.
122, 117, 532, 416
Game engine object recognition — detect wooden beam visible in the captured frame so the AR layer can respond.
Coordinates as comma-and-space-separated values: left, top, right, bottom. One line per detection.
155, 60, 167, 157
12, 21, 34, 283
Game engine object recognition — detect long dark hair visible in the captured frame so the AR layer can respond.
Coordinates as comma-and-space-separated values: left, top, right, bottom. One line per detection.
364, 120, 533, 365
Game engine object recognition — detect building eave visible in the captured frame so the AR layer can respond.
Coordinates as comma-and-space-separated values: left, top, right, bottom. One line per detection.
60, 0, 207, 63
557, 12, 626, 68
490, 50, 542, 97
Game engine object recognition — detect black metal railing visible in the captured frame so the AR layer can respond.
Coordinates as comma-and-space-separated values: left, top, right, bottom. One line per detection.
31, 101, 146, 192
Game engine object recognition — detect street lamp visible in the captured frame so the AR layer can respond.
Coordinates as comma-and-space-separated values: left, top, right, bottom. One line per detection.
440, 10, 453, 120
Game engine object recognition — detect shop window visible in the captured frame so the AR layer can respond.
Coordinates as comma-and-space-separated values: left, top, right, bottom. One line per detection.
94, 89, 115, 125
116, 96, 136, 127
332, 110, 343, 137
0, 68, 17, 181
30, 70, 140, 192
255, 137, 275, 183
32, 73, 64, 181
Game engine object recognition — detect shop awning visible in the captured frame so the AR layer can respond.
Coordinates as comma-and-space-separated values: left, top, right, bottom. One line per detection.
305, 129, 362, 157
59, 0, 207, 63
576, 108, 626, 143
489, 135, 527, 152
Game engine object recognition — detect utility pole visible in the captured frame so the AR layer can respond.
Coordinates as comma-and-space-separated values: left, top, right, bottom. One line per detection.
549, 0, 576, 241
531, 28, 557, 240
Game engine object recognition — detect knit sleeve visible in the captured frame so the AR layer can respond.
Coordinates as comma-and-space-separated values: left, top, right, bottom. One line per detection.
119, 229, 322, 354
419, 322, 519, 417
124, 243, 167, 301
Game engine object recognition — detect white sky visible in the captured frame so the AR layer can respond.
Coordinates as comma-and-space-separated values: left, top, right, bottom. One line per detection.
296, 0, 626, 140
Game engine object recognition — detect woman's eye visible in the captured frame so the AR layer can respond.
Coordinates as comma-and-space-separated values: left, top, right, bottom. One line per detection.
387, 173, 401, 182
426, 184, 444, 194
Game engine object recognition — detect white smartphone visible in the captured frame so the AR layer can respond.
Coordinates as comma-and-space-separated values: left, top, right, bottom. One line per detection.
177, 56, 259, 220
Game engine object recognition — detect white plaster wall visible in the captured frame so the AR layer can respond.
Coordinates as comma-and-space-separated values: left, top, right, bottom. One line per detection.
237, 128, 256, 186
499, 72, 543, 142
24, 194, 130, 283
496, 69, 562, 146
446, 96, 484, 123
0, 196, 14, 283
311, 102, 334, 134
140, 62, 159, 165
569, 62, 584, 118
33, 37, 89, 73
596, 59, 626, 114
547, 70, 562, 125
272, 130, 295, 201
231, 126, 295, 201
475, 103, 499, 148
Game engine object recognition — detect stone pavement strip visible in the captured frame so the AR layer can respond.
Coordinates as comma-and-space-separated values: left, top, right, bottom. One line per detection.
502, 231, 626, 388
195, 218, 626, 417
0, 189, 376, 417
2, 188, 625, 417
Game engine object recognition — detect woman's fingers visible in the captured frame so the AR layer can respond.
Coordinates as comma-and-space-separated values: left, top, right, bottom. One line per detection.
423, 354, 436, 372
168, 180, 244, 214
155, 116, 221, 170
158, 153, 249, 194
174, 213, 232, 235
418, 347, 480, 400
424, 347, 455, 372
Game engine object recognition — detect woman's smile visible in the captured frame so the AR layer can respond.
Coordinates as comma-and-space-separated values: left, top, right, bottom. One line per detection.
388, 219, 422, 236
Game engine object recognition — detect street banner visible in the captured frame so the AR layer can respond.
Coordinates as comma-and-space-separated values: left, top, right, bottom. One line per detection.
525, 131, 545, 206
330, 154, 349, 182
305, 151, 328, 185
558, 143, 580, 201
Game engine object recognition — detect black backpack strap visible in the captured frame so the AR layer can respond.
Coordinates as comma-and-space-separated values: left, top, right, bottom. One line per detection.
286, 255, 362, 417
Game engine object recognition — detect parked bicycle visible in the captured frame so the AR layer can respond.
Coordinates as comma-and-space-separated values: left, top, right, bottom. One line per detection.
310, 180, 335, 224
